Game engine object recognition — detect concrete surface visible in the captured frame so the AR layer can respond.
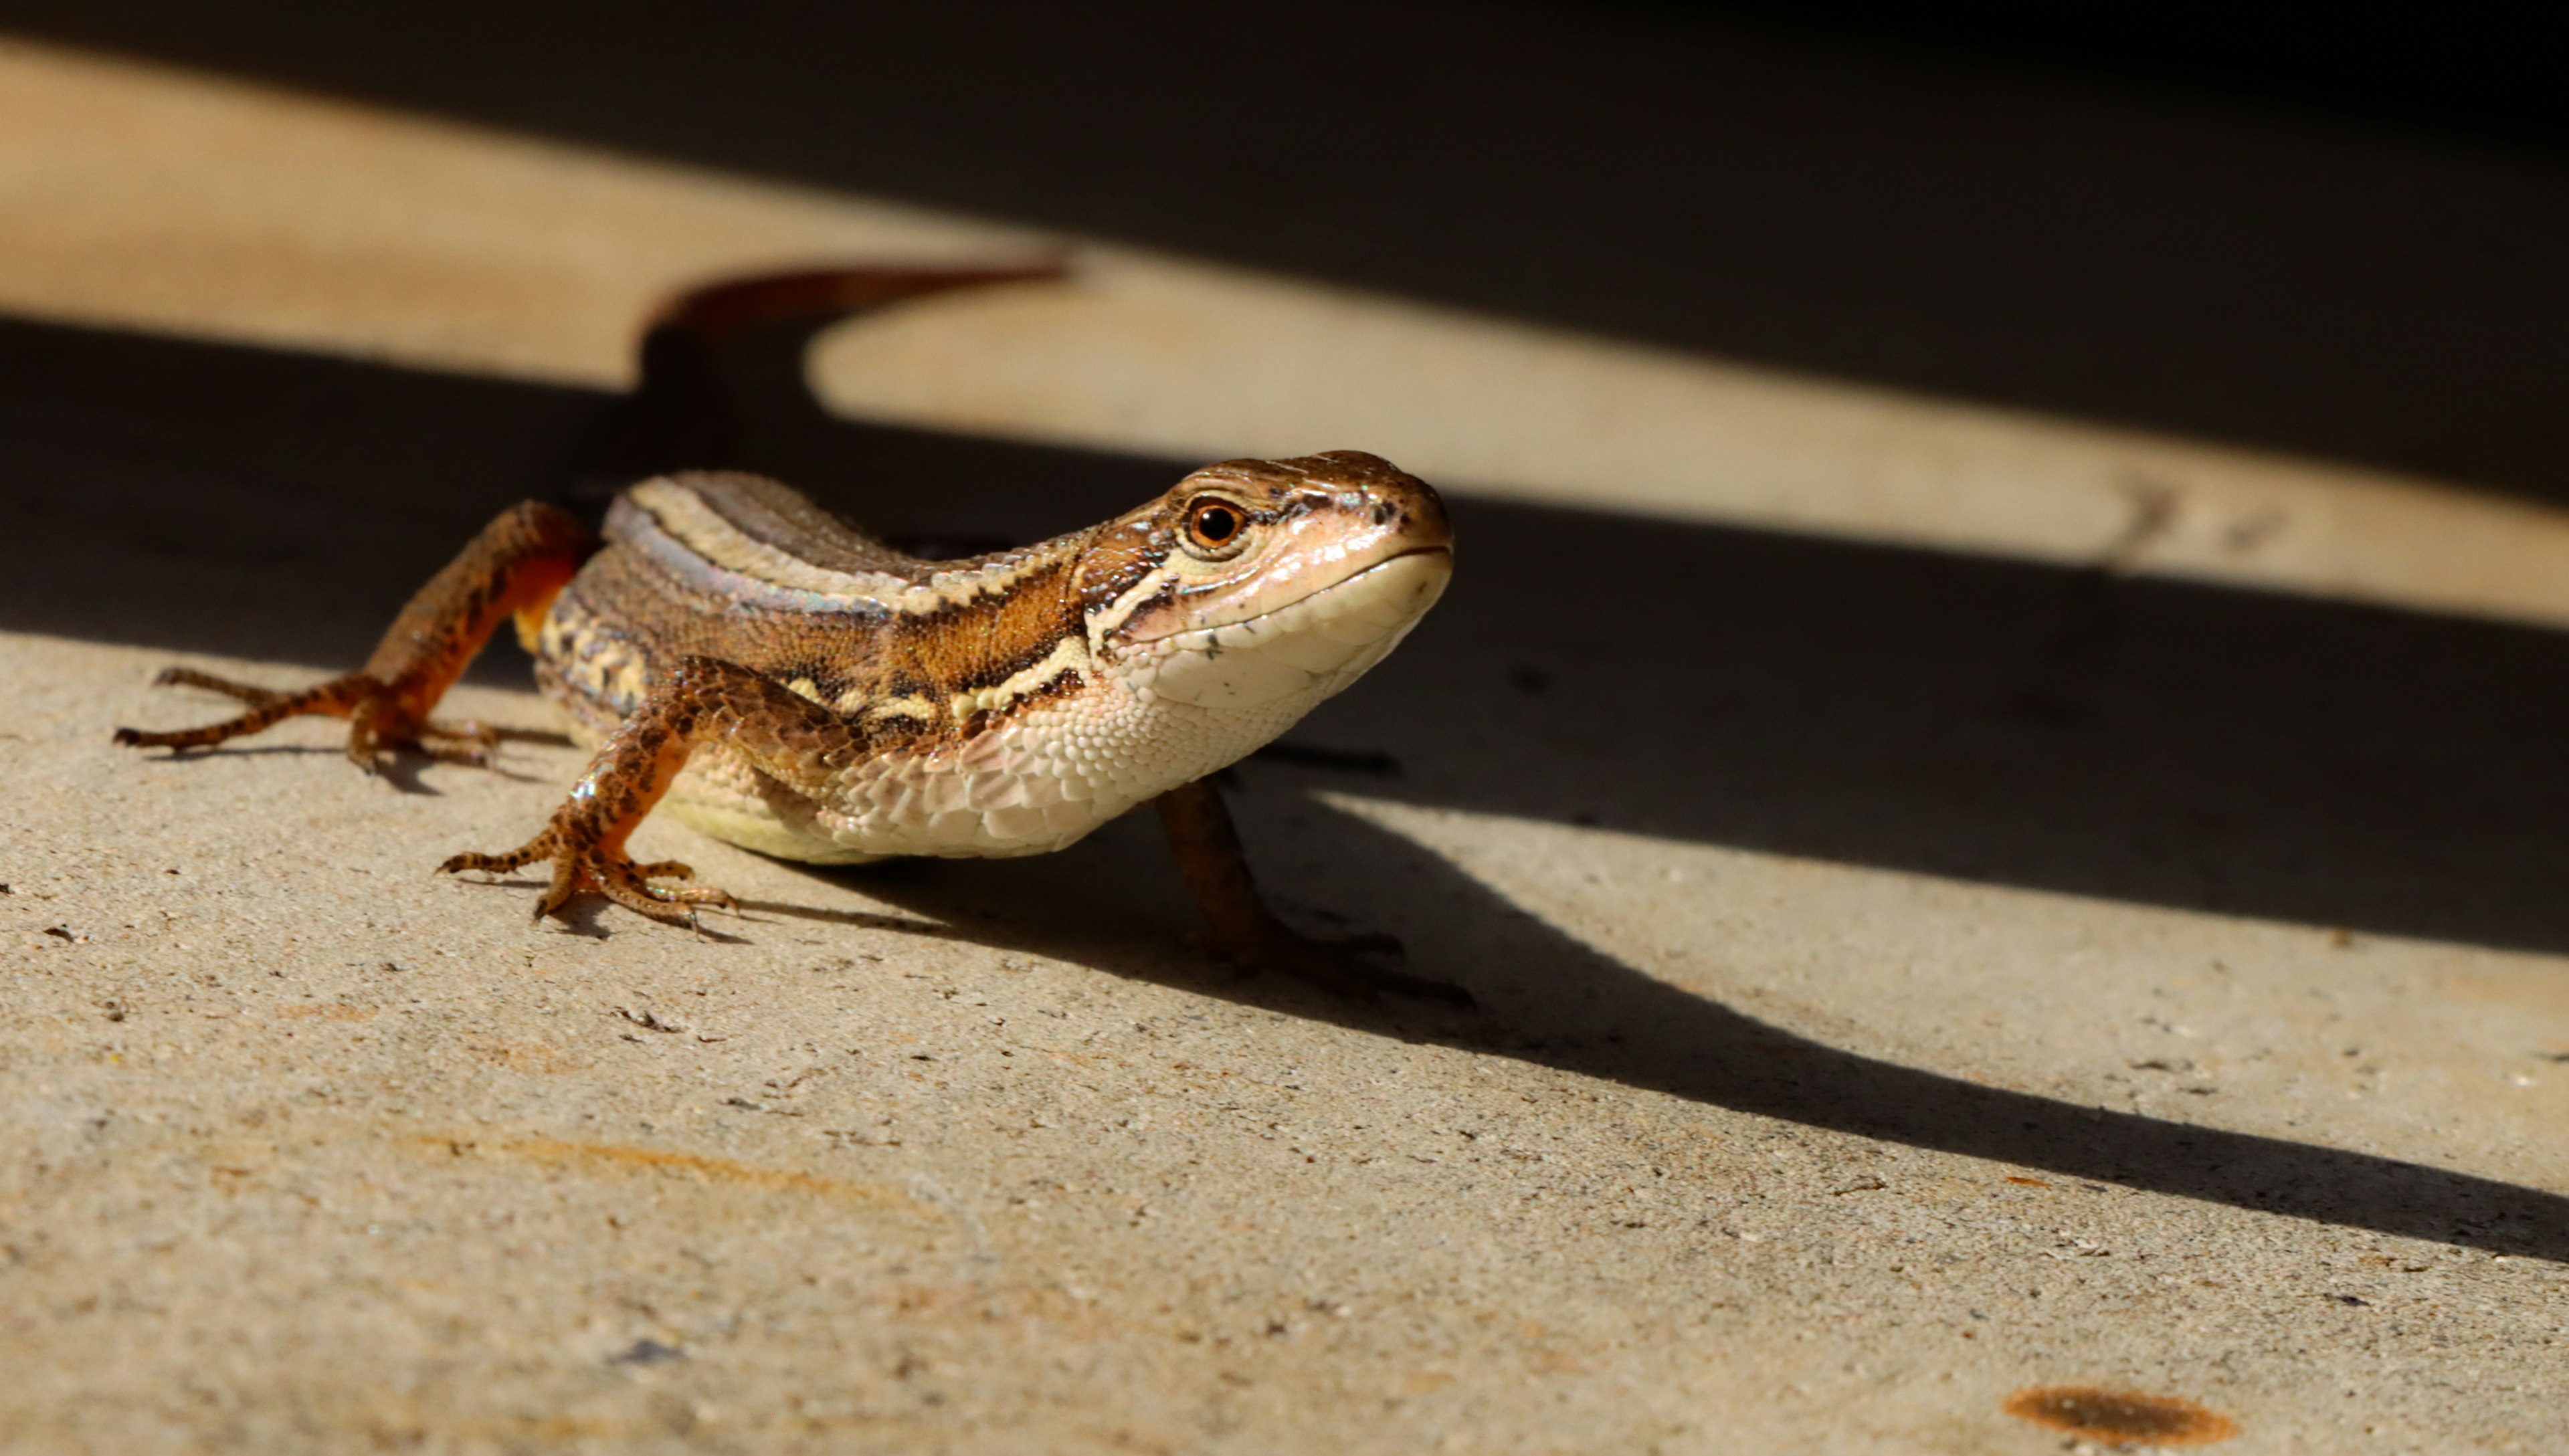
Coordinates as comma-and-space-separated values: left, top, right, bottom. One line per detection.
3, 33, 2567, 1456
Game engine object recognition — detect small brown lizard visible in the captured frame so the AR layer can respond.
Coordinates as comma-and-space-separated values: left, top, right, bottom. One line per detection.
114, 266, 1467, 1005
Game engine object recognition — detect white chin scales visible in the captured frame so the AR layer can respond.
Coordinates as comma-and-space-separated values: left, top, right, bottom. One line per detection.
1133, 552, 1451, 710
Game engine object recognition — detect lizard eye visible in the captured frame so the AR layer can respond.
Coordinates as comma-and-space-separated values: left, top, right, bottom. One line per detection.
1182, 498, 1251, 557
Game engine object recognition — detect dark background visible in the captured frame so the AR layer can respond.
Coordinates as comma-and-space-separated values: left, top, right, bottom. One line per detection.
3, 0, 2564, 502
1702, 3, 2569, 151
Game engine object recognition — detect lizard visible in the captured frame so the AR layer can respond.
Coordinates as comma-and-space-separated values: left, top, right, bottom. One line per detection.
112, 264, 1469, 1005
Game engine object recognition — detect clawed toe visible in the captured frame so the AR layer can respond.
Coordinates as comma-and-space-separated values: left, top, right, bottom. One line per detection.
611, 860, 735, 918
443, 831, 737, 930
631, 877, 737, 911
437, 830, 556, 880
595, 879, 736, 928
152, 666, 285, 707
438, 851, 524, 877
607, 871, 738, 922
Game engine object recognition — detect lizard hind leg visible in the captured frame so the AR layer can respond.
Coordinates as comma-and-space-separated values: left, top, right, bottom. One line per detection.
112, 501, 592, 773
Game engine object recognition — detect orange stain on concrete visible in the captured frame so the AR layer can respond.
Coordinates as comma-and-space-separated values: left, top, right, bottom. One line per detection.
278, 1003, 373, 1021
413, 1135, 919, 1206
2004, 1386, 2239, 1445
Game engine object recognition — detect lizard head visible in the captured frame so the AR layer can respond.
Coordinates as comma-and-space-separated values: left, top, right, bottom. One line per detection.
1081, 451, 1454, 711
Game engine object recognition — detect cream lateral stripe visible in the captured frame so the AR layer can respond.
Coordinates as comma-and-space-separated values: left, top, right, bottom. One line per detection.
945, 635, 1092, 720
856, 693, 941, 722
630, 478, 1079, 616
1086, 564, 1177, 647
628, 480, 920, 607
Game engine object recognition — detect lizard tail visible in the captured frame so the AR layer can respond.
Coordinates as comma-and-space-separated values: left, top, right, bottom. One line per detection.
578, 259, 1068, 492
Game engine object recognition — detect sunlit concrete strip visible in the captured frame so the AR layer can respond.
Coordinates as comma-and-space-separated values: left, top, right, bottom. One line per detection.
7, 35, 2569, 632
0, 37, 1023, 385
814, 256, 2569, 633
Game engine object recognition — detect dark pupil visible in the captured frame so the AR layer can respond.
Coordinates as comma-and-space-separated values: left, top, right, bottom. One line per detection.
1196, 505, 1238, 542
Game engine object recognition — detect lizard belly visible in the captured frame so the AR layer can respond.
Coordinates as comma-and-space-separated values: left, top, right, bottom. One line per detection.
539, 639, 1326, 865
658, 669, 1324, 864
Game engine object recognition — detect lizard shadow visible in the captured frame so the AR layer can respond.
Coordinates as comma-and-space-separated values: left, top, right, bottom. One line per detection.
729, 899, 975, 943
124, 739, 446, 798
800, 783, 2569, 1265
138, 743, 339, 762
129, 739, 561, 797
364, 746, 562, 795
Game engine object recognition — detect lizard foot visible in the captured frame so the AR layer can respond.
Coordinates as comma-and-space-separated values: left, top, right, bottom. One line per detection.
1213, 916, 1475, 1009
116, 667, 373, 754
439, 827, 737, 929
116, 667, 504, 774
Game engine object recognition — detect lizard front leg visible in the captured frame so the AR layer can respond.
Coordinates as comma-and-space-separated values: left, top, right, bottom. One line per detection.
1157, 779, 1474, 1008
438, 655, 866, 928
114, 501, 591, 772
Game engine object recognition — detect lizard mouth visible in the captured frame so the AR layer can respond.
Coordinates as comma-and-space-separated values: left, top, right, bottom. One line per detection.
1124, 548, 1453, 710
1121, 542, 1454, 645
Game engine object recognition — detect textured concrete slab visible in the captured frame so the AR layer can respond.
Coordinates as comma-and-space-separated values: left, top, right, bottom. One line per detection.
1, 32, 2565, 1456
